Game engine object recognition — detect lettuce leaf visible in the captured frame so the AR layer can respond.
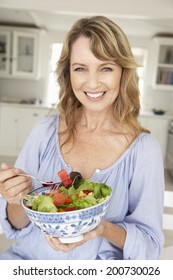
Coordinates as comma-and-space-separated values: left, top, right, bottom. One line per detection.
32, 195, 57, 213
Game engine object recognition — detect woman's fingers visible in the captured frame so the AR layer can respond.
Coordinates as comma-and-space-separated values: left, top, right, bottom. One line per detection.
45, 222, 107, 252
1, 162, 11, 171
0, 166, 19, 186
45, 235, 85, 253
0, 163, 32, 205
5, 181, 32, 204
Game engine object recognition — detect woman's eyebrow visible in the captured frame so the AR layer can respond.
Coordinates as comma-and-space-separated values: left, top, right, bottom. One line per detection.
71, 63, 86, 67
100, 62, 117, 66
71, 62, 117, 67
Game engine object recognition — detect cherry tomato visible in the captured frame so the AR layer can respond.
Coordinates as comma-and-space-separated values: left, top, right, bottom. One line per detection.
52, 191, 66, 206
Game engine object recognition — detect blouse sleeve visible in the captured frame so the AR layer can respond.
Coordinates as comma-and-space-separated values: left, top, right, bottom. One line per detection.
122, 134, 165, 259
0, 114, 58, 240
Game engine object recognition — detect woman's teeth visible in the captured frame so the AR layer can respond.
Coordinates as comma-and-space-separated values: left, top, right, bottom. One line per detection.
85, 92, 105, 99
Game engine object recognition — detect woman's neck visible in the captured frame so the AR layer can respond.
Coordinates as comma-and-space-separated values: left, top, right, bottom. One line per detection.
76, 108, 118, 132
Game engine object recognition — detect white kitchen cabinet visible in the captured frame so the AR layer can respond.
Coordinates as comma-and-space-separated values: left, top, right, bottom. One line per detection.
0, 27, 40, 79
151, 37, 173, 90
0, 106, 49, 156
139, 115, 169, 163
0, 30, 10, 75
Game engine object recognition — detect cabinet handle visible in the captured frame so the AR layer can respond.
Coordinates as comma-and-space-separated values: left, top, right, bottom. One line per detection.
10, 57, 17, 62
2, 57, 8, 62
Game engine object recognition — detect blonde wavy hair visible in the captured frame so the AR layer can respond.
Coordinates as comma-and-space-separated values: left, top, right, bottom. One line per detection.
55, 16, 148, 145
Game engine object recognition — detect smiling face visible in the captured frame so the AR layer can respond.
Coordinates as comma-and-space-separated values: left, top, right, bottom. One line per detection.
70, 36, 122, 114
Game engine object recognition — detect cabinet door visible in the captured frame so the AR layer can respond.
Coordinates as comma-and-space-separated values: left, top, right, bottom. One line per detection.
0, 30, 11, 76
12, 31, 39, 79
138, 116, 148, 128
18, 108, 48, 149
0, 107, 19, 153
0, 106, 49, 156
143, 117, 169, 162
152, 37, 173, 90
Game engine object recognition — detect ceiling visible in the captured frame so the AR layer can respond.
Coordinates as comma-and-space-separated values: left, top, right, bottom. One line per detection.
0, 0, 173, 39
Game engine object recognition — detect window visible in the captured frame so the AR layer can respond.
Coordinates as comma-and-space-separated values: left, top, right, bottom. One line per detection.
47, 43, 62, 105
132, 47, 147, 110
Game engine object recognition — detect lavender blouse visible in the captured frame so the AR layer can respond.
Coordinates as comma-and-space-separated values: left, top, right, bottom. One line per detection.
0, 114, 164, 259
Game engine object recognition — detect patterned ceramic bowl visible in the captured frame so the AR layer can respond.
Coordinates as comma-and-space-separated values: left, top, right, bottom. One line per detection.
22, 186, 112, 243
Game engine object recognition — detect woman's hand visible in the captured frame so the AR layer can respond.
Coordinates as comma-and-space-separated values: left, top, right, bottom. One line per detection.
45, 220, 106, 253
45, 235, 86, 252
45, 220, 126, 252
84, 220, 105, 241
0, 163, 32, 205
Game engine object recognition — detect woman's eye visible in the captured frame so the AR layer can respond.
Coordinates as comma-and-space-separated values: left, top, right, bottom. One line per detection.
74, 67, 85, 72
102, 67, 113, 72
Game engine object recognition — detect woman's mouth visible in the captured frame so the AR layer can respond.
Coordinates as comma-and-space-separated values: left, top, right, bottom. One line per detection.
84, 92, 106, 100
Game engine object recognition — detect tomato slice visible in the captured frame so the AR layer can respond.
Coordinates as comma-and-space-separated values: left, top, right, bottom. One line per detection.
52, 191, 67, 206
58, 208, 65, 212
82, 190, 93, 195
58, 170, 72, 187
64, 206, 77, 212
65, 196, 72, 204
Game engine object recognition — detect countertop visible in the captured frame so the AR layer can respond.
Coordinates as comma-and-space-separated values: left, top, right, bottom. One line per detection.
0, 101, 53, 110
0, 102, 172, 119
140, 110, 173, 119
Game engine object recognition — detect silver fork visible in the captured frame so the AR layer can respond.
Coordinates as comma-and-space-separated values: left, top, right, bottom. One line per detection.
18, 173, 59, 194
18, 173, 82, 193
18, 173, 58, 185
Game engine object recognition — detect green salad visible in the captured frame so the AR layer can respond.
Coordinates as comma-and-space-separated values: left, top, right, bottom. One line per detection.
24, 179, 112, 213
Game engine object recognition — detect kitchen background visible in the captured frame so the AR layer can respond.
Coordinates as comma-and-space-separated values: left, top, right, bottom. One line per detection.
0, 0, 173, 259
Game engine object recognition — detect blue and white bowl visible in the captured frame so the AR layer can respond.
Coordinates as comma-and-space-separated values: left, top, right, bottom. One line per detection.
22, 186, 112, 243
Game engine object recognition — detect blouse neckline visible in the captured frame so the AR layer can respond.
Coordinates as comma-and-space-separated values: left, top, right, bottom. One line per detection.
55, 114, 146, 176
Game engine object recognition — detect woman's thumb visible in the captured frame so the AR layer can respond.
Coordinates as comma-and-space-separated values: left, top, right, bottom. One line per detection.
0, 163, 11, 171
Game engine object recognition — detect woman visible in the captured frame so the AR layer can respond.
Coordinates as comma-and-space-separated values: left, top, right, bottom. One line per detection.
0, 16, 164, 259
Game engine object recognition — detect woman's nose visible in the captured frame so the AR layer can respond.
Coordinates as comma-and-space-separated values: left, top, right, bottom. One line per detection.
85, 73, 101, 89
